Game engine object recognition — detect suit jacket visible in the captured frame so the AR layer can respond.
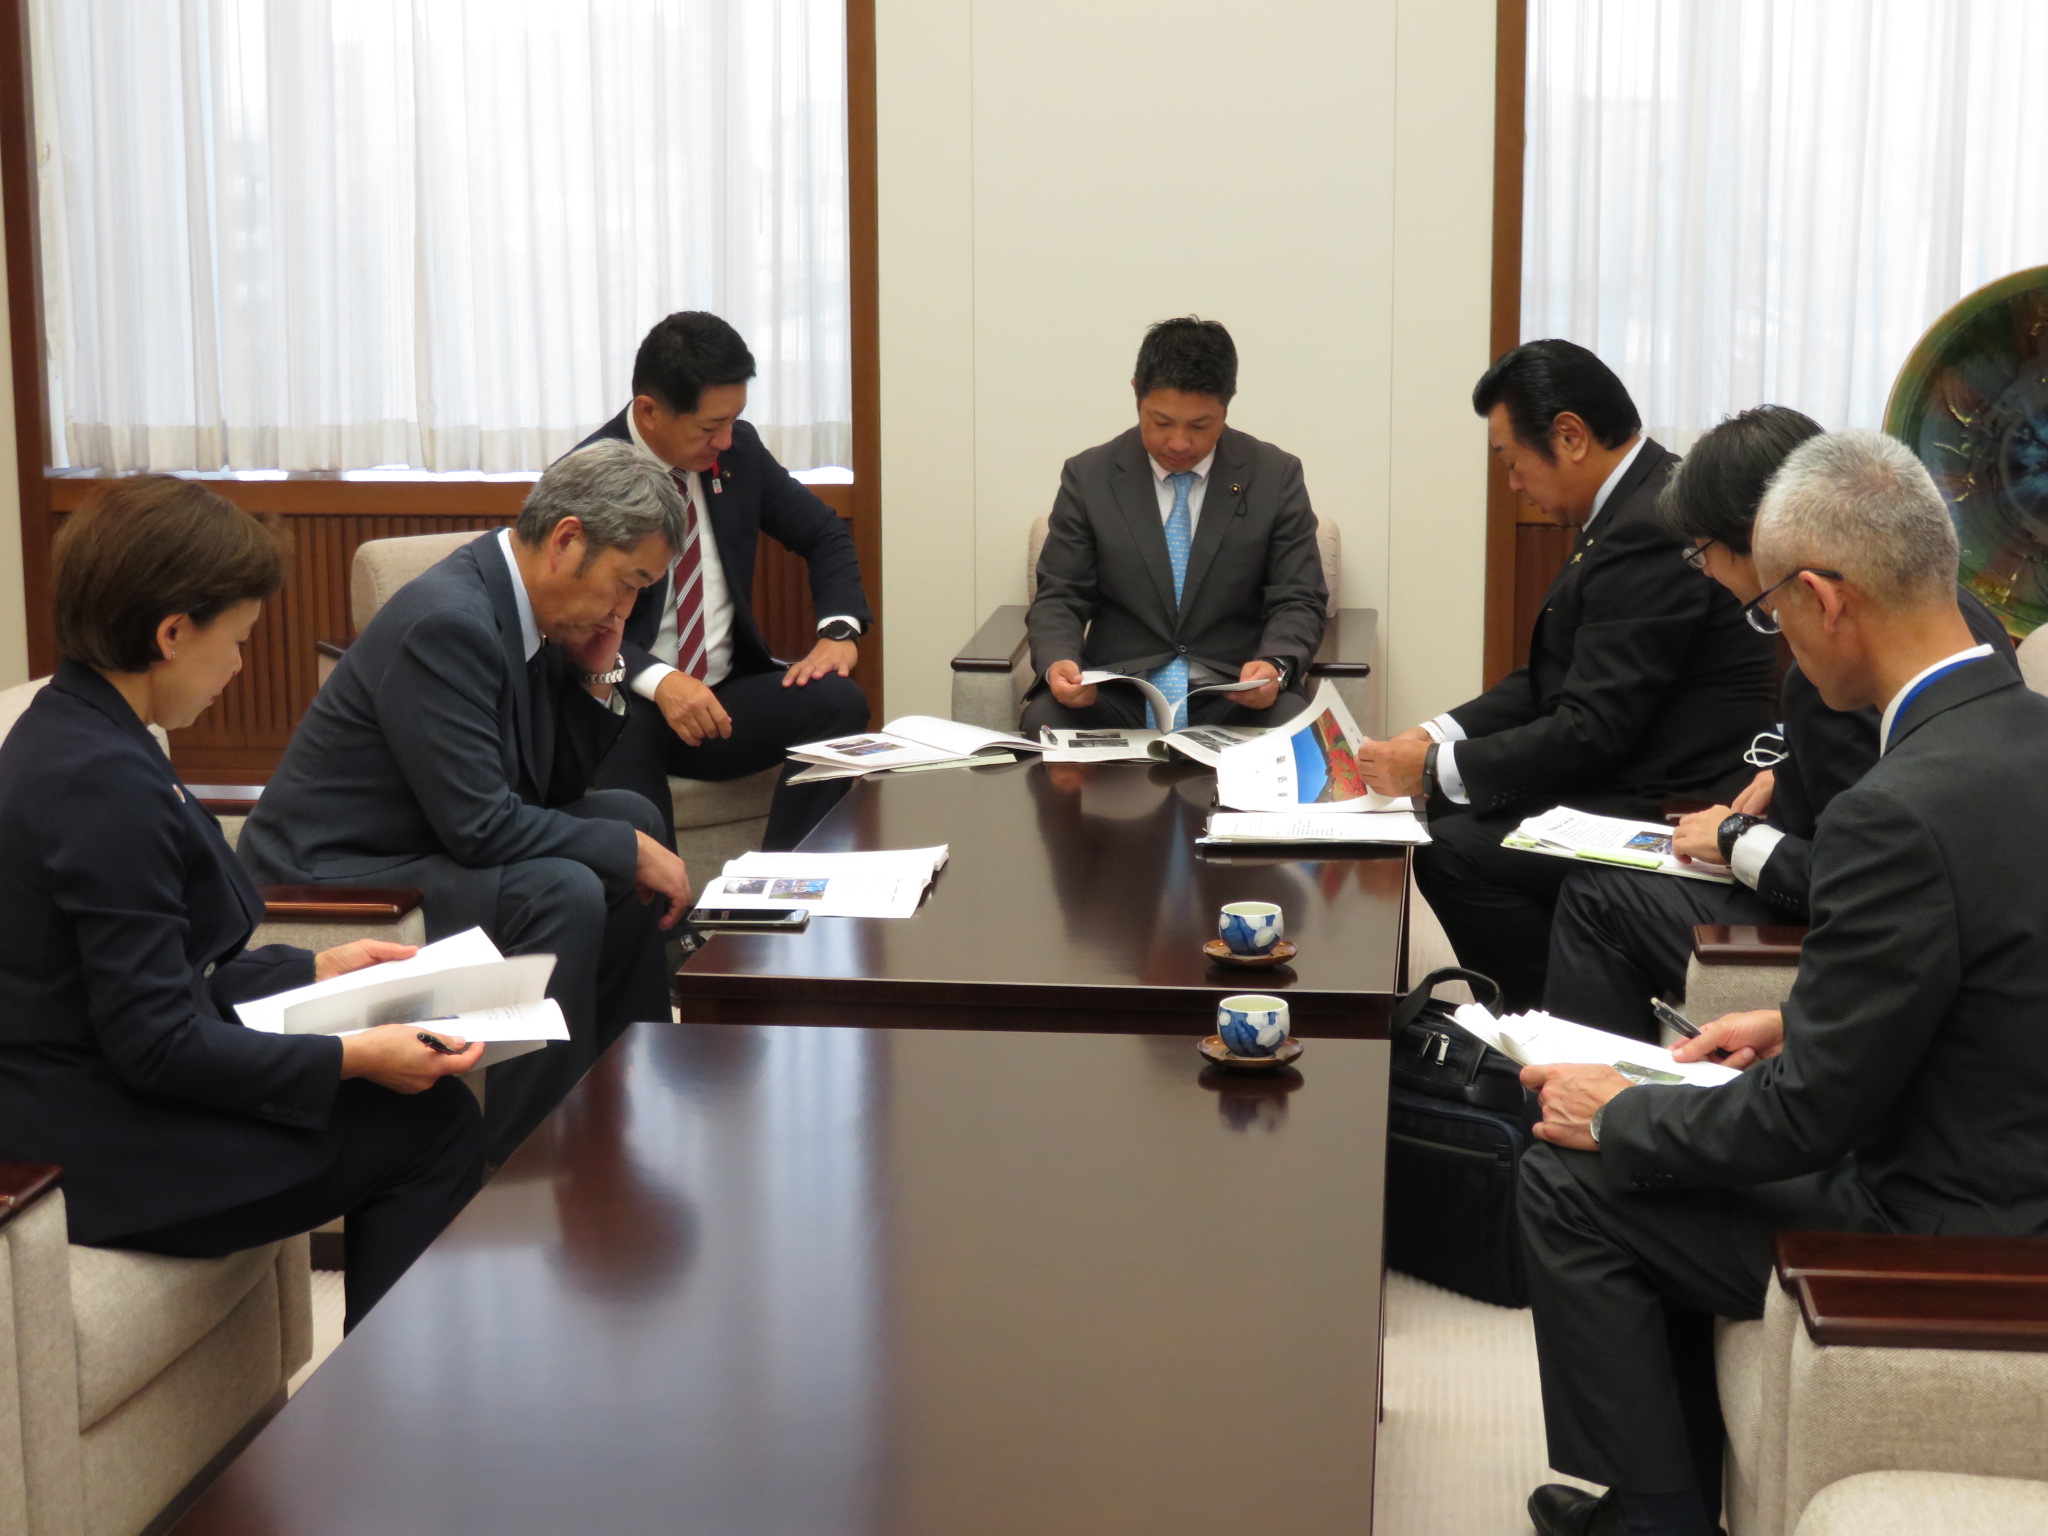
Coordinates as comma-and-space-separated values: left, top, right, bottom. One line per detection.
239, 536, 636, 893
1603, 656, 2048, 1237
1025, 426, 1328, 690
1749, 588, 2013, 915
0, 662, 339, 1242
572, 411, 872, 680
1448, 441, 1777, 818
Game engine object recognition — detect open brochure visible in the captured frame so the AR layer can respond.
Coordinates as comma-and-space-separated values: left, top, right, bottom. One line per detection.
790, 716, 1040, 774
1212, 681, 1402, 815
1039, 722, 1263, 767
1453, 1003, 1740, 1088
1200, 810, 1431, 847
1076, 670, 1268, 732
1502, 806, 1734, 885
693, 846, 950, 920
234, 927, 566, 1069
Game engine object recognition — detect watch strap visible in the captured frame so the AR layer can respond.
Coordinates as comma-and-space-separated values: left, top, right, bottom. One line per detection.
580, 664, 628, 686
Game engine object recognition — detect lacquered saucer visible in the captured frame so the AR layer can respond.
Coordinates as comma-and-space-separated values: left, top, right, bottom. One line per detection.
1199, 1035, 1304, 1071
1203, 938, 1298, 968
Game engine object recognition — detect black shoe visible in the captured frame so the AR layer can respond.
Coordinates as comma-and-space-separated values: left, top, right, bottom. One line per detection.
1527, 1484, 1624, 1536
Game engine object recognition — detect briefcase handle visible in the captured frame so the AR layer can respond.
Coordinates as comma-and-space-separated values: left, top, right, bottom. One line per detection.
1390, 966, 1503, 1033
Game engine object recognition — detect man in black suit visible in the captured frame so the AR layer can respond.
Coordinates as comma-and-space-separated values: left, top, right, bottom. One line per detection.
1021, 317, 1327, 733
1358, 341, 1777, 1010
241, 443, 691, 1165
1517, 429, 2048, 1536
578, 311, 872, 852
1545, 406, 2016, 1038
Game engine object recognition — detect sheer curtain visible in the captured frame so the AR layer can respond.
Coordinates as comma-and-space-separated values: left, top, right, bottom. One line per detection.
30, 0, 850, 473
1524, 0, 2048, 451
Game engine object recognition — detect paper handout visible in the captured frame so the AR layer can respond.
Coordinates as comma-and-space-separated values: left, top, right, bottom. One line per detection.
1075, 670, 1267, 731
1038, 722, 1265, 767
693, 846, 951, 920
235, 928, 566, 1069
1200, 811, 1432, 847
789, 716, 1040, 775
1212, 681, 1402, 815
1453, 1004, 1740, 1088
1502, 806, 1734, 885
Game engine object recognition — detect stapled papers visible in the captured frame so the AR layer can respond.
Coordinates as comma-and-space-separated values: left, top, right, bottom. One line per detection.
692, 846, 950, 920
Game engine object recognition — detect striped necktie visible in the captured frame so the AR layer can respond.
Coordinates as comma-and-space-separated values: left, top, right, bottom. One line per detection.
668, 469, 709, 678
1143, 471, 1197, 730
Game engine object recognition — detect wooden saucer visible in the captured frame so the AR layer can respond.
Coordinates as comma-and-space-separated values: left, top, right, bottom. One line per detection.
1199, 1035, 1304, 1071
1203, 938, 1298, 968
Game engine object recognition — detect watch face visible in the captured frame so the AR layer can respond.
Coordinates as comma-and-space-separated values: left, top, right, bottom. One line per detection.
822, 622, 859, 642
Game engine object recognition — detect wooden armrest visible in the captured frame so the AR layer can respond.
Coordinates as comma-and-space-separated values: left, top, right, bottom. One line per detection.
1793, 1271, 2048, 1351
258, 885, 424, 922
188, 782, 265, 815
1662, 798, 1711, 824
1308, 608, 1375, 678
315, 639, 349, 661
951, 605, 1030, 673
1778, 1230, 2048, 1284
1691, 923, 1807, 965
0, 1162, 61, 1230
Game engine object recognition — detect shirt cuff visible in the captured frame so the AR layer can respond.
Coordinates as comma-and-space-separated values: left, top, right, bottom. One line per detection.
1423, 713, 1467, 744
816, 615, 863, 635
1729, 824, 1787, 890
1434, 742, 1470, 805
629, 662, 677, 702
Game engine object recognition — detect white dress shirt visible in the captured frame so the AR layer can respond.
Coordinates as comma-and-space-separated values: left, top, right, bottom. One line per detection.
1878, 643, 1995, 754
1150, 448, 1216, 527
1423, 437, 1647, 804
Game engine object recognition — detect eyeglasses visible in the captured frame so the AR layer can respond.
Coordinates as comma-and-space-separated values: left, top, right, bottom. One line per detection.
1741, 568, 1844, 634
1679, 541, 1714, 572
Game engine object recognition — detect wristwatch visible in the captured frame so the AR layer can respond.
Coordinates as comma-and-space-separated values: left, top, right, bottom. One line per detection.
1589, 1100, 1609, 1146
580, 663, 627, 686
1716, 812, 1765, 863
1257, 656, 1291, 691
1422, 742, 1441, 799
818, 619, 862, 643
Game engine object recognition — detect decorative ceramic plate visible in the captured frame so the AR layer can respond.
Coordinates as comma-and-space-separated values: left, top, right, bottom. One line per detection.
1885, 265, 2048, 636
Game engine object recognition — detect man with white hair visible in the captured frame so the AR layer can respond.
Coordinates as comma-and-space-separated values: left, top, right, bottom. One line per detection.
1514, 430, 2048, 1536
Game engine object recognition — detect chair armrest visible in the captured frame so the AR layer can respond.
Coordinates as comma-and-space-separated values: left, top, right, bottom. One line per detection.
1777, 1230, 2048, 1350
1663, 798, 1712, 823
1692, 923, 1807, 965
188, 782, 264, 815
0, 1162, 60, 1231
315, 639, 349, 662
952, 606, 1030, 673
257, 886, 425, 922
1779, 1231, 2048, 1284
1308, 608, 1374, 677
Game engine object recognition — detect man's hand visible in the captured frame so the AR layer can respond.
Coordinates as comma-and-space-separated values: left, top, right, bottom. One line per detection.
1357, 734, 1431, 797
1672, 1009, 1783, 1071
633, 830, 692, 931
1233, 658, 1283, 711
313, 938, 418, 984
1732, 769, 1775, 817
339, 1024, 485, 1093
783, 637, 858, 688
564, 615, 626, 698
1045, 659, 1097, 709
653, 669, 733, 746
1521, 1063, 1633, 1151
1673, 804, 1734, 864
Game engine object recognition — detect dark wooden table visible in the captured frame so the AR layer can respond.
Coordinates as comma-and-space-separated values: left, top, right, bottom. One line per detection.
674, 757, 1410, 1033
173, 1023, 1390, 1536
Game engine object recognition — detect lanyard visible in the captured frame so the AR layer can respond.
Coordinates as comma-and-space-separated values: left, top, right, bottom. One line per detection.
1883, 654, 1985, 752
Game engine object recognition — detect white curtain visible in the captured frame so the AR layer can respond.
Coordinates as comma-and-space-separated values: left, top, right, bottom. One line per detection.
30, 0, 850, 473
1524, 0, 2048, 451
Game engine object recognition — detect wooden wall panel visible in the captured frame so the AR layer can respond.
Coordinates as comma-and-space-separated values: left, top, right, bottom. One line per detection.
1511, 521, 1573, 670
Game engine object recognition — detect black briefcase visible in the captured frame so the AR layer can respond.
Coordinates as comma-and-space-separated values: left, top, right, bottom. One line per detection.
1384, 966, 1538, 1308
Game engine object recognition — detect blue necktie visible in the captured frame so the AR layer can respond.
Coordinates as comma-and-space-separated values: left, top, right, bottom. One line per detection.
1145, 472, 1197, 730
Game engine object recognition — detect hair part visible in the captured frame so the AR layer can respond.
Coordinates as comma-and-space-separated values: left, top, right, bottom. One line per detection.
1133, 317, 1237, 406
631, 311, 757, 415
53, 477, 286, 672
1657, 405, 1825, 555
517, 440, 686, 566
1752, 430, 1958, 606
1471, 338, 1641, 462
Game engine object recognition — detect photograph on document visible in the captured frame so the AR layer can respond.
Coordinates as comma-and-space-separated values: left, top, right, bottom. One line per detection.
1214, 681, 1401, 815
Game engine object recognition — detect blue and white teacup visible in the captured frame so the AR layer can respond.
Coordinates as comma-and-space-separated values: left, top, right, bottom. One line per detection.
1219, 901, 1285, 956
1217, 993, 1291, 1058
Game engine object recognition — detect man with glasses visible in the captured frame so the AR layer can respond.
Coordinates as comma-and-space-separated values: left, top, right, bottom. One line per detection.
1515, 428, 2048, 1536
1542, 407, 2014, 1039
1357, 341, 1776, 1009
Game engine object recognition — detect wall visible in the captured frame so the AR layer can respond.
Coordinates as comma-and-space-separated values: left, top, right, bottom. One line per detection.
0, 150, 23, 687
874, 0, 1498, 731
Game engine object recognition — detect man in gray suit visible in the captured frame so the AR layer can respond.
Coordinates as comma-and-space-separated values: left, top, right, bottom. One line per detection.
241, 444, 692, 1164
1514, 430, 2048, 1536
1021, 317, 1327, 734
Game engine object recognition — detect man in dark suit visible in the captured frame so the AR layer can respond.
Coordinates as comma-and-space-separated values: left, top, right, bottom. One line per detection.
1516, 430, 2048, 1536
1545, 406, 2016, 1038
1358, 341, 1777, 1010
1021, 317, 1327, 734
578, 311, 873, 852
241, 443, 692, 1165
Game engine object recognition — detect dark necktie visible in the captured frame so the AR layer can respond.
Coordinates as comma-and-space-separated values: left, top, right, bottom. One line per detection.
668, 470, 709, 678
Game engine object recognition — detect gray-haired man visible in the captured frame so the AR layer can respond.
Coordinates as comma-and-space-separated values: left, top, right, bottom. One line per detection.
1515, 430, 2048, 1536
242, 442, 693, 1164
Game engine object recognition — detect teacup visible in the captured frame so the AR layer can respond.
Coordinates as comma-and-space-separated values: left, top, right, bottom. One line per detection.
1217, 993, 1291, 1058
1219, 901, 1285, 956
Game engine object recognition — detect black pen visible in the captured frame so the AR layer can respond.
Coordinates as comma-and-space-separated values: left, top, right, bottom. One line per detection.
1650, 998, 1733, 1062
416, 1030, 463, 1055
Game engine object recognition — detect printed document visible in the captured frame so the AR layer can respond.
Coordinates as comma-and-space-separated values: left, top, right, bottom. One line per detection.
1201, 810, 1431, 847
1212, 681, 1402, 815
789, 716, 1040, 774
1075, 670, 1269, 732
1453, 1004, 1740, 1088
1502, 806, 1734, 884
693, 846, 950, 920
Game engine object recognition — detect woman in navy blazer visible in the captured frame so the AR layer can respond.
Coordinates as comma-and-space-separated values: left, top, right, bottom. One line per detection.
0, 480, 486, 1329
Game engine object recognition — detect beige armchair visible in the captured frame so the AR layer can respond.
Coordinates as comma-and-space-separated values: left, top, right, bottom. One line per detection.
949, 515, 1382, 736
0, 1165, 310, 1536
341, 532, 778, 872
